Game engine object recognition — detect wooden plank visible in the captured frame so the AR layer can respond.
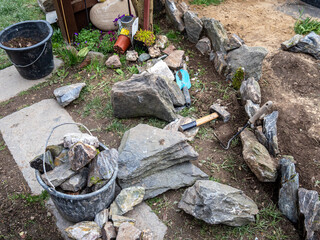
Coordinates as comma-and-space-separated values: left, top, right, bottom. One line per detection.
72, 0, 97, 13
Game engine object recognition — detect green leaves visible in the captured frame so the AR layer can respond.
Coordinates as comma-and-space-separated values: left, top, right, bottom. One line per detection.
294, 11, 320, 35
77, 47, 89, 58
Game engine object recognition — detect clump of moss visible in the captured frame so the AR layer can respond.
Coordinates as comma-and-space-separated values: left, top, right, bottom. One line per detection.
232, 67, 245, 90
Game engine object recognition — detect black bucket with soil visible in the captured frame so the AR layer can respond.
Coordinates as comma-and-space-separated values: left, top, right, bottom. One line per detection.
0, 20, 54, 80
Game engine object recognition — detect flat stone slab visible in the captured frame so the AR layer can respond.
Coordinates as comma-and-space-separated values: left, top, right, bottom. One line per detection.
0, 99, 80, 194
0, 57, 63, 103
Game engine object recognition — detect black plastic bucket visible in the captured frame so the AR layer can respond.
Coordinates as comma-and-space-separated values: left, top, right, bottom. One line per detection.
301, 0, 320, 8
0, 20, 54, 80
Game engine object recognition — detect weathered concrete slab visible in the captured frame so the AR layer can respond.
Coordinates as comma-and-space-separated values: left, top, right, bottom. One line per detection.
0, 57, 63, 103
0, 99, 80, 194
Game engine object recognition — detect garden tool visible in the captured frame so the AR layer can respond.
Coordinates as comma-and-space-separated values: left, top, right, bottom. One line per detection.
213, 101, 273, 150
176, 69, 192, 107
178, 103, 230, 132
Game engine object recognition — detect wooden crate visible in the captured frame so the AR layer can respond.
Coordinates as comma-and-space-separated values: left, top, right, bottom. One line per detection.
53, 0, 98, 43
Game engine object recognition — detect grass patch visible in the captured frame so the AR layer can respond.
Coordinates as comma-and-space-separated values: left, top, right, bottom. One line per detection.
104, 119, 129, 135
146, 118, 167, 129
166, 30, 182, 43
294, 11, 320, 35
0, 141, 6, 151
9, 191, 49, 207
190, 0, 223, 6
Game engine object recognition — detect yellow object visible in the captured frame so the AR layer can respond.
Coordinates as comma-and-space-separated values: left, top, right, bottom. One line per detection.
120, 28, 130, 36
98, 0, 106, 2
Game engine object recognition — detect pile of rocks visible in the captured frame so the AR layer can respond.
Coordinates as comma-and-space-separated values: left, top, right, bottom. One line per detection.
30, 133, 118, 194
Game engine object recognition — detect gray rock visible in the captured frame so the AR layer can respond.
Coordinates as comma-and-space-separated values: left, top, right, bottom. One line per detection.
146, 60, 174, 81
240, 77, 261, 104
126, 50, 139, 61
111, 215, 136, 228
196, 37, 211, 55
163, 44, 176, 55
60, 167, 89, 192
263, 111, 280, 157
281, 32, 320, 59
245, 100, 260, 119
164, 50, 185, 70
53, 83, 86, 107
155, 35, 168, 49
177, 1, 189, 14
37, 0, 55, 12
111, 73, 179, 122
117, 124, 198, 183
54, 149, 69, 166
63, 133, 100, 148
240, 128, 278, 182
226, 33, 245, 52
87, 149, 118, 187
87, 51, 105, 64
139, 53, 151, 62
121, 162, 208, 199
148, 46, 161, 58
165, 0, 185, 32
105, 55, 121, 68
164, 116, 199, 141
65, 221, 101, 240
41, 161, 76, 187
68, 142, 97, 171
227, 45, 268, 81
184, 11, 203, 43
298, 188, 320, 240
30, 150, 54, 174
178, 180, 259, 226
102, 222, 116, 240
46, 145, 64, 159
117, 222, 141, 240
213, 51, 228, 75
109, 187, 145, 216
95, 209, 109, 229
125, 202, 167, 240
255, 126, 268, 147
279, 158, 299, 223
202, 17, 229, 53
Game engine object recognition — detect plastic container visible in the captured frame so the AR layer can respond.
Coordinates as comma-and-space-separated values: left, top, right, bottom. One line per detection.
120, 15, 134, 36
0, 20, 54, 80
301, 0, 320, 8
114, 35, 131, 54
35, 123, 118, 222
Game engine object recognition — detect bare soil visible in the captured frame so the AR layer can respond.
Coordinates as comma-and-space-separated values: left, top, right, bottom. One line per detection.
3, 37, 40, 48
0, 0, 319, 239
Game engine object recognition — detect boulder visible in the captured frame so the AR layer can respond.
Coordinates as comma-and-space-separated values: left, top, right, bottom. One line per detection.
146, 60, 175, 81
95, 209, 109, 228
125, 202, 167, 240
102, 222, 116, 240
202, 17, 229, 53
148, 46, 161, 58
165, 0, 185, 32
226, 45, 268, 81
54, 83, 86, 107
240, 77, 261, 104
263, 111, 280, 157
87, 51, 105, 64
105, 55, 121, 68
163, 116, 199, 141
164, 50, 184, 70
65, 221, 101, 240
298, 188, 320, 240
177, 1, 189, 14
279, 158, 299, 223
184, 11, 203, 43
68, 142, 97, 171
63, 133, 99, 148
240, 128, 278, 182
117, 124, 198, 183
109, 187, 145, 216
196, 37, 211, 55
226, 33, 245, 52
117, 222, 142, 240
244, 100, 260, 119
126, 50, 139, 61
30, 150, 54, 174
111, 73, 179, 122
178, 180, 259, 226
60, 167, 89, 192
120, 162, 208, 199
213, 51, 228, 75
155, 35, 168, 49
281, 32, 320, 59
41, 161, 76, 187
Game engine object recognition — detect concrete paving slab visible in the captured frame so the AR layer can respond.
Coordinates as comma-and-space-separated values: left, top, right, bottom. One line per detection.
0, 57, 63, 103
0, 99, 80, 194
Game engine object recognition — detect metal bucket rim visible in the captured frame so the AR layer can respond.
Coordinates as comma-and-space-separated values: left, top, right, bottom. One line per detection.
35, 142, 118, 201
0, 20, 53, 51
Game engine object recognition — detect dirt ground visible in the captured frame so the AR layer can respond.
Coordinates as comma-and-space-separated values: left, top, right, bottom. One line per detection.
0, 0, 319, 239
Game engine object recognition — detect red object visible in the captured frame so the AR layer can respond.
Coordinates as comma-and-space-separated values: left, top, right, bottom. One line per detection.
143, 0, 150, 30
113, 35, 131, 54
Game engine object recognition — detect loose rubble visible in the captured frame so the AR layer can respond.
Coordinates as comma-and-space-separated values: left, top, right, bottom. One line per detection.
54, 83, 86, 107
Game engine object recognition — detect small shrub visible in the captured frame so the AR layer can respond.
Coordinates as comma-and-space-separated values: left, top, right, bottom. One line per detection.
294, 16, 320, 35
232, 67, 244, 90
190, 0, 223, 6
134, 29, 156, 47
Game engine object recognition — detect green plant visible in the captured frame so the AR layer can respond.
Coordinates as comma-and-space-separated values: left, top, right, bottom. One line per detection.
0, 141, 6, 151
294, 10, 320, 35
9, 191, 49, 207
134, 29, 156, 47
127, 65, 139, 74
166, 30, 181, 43
190, 0, 224, 6
232, 67, 244, 90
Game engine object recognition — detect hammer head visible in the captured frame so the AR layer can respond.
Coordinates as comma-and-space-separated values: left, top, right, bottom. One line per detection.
209, 103, 230, 123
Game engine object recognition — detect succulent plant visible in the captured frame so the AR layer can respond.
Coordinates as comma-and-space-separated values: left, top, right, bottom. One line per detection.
134, 29, 156, 47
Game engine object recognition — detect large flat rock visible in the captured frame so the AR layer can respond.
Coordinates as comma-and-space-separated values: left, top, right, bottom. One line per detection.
0, 99, 80, 194
0, 57, 63, 102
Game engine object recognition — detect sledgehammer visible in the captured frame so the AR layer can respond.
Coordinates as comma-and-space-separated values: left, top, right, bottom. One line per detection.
178, 103, 230, 132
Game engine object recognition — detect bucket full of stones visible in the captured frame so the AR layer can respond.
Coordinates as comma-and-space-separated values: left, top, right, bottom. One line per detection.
32, 123, 118, 222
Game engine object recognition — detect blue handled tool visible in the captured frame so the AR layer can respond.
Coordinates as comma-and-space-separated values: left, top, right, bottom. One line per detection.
176, 69, 191, 107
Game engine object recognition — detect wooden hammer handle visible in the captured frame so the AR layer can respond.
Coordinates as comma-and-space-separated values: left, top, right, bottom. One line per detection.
179, 112, 219, 132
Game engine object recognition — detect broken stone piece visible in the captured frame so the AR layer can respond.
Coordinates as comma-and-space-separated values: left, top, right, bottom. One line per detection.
68, 142, 97, 171
60, 167, 89, 192
102, 221, 116, 240
196, 37, 211, 55
65, 221, 101, 240
240, 77, 261, 104
111, 215, 136, 228
164, 50, 184, 70
105, 55, 121, 68
117, 222, 142, 240
162, 44, 176, 55
146, 60, 174, 81
155, 35, 168, 49
226, 33, 245, 52
138, 53, 151, 62
165, 0, 185, 32
46, 145, 64, 159
148, 46, 161, 58
263, 111, 280, 157
64, 133, 100, 148
245, 99, 260, 120
126, 50, 139, 61
54, 149, 68, 167
95, 209, 109, 228
30, 150, 54, 174
41, 161, 76, 187
184, 11, 203, 43
213, 51, 228, 75
164, 116, 199, 141
87, 51, 105, 64
53, 83, 86, 107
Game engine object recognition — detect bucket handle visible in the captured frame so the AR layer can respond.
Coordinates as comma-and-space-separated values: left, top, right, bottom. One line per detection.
9, 42, 47, 68
43, 122, 93, 191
